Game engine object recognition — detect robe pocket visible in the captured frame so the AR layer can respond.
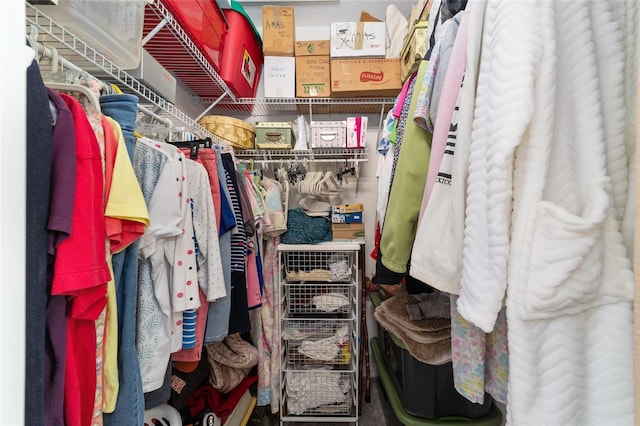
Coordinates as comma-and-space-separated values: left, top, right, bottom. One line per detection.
519, 188, 610, 319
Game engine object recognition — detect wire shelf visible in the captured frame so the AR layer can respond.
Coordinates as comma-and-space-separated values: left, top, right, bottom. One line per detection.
234, 147, 369, 165
203, 97, 396, 116
284, 283, 354, 317
284, 371, 355, 416
143, 0, 234, 102
25, 1, 226, 143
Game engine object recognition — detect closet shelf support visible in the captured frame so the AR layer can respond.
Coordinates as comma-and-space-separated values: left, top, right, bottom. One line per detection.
195, 92, 229, 122
142, 16, 170, 46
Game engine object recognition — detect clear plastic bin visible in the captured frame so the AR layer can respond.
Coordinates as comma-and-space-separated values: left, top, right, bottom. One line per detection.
38, 0, 147, 69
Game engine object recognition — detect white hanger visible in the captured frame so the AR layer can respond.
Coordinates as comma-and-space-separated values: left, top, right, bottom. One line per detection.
47, 81, 101, 113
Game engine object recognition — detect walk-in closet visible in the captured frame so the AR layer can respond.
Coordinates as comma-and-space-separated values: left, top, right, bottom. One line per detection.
2, 0, 639, 425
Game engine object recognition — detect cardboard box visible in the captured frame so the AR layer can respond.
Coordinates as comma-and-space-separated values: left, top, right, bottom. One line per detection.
332, 223, 365, 240
332, 203, 364, 214
295, 56, 330, 98
255, 122, 294, 149
295, 40, 330, 56
332, 212, 363, 224
331, 58, 402, 97
262, 6, 295, 56
263, 56, 296, 98
346, 116, 367, 149
330, 22, 386, 58
400, 21, 429, 82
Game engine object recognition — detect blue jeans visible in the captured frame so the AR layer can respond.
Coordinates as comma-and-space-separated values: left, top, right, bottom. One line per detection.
104, 241, 145, 426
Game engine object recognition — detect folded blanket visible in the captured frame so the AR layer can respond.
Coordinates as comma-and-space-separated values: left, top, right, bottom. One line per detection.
374, 291, 452, 365
378, 289, 451, 332
205, 334, 258, 393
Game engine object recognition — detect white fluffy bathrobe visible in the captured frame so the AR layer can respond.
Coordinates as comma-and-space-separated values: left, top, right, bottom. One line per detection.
456, 1, 637, 424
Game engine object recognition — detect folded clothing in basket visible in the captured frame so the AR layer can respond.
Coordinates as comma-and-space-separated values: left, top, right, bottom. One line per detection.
286, 369, 350, 415
287, 269, 334, 282
312, 293, 349, 312
299, 325, 349, 361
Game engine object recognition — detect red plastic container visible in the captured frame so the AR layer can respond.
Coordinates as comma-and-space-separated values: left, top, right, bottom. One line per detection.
162, 0, 227, 71
219, 9, 263, 98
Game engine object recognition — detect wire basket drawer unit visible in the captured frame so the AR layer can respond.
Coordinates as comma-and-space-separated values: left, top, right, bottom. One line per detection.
283, 249, 356, 283
284, 282, 355, 318
283, 370, 356, 416
282, 319, 356, 369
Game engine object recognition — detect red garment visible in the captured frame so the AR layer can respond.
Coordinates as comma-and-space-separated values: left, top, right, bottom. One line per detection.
53, 94, 111, 426
180, 148, 222, 226
370, 222, 381, 261
186, 375, 258, 419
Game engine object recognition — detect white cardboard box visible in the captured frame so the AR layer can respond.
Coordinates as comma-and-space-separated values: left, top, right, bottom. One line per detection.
263, 56, 296, 98
330, 22, 387, 58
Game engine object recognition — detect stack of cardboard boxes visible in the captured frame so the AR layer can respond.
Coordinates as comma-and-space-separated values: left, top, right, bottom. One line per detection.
260, 6, 403, 99
332, 203, 365, 240
262, 6, 296, 98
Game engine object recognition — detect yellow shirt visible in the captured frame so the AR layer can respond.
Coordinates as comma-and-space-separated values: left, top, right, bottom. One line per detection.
102, 117, 149, 412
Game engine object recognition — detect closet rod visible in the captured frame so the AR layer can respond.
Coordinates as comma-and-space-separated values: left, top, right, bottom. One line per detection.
33, 40, 173, 128
237, 158, 368, 165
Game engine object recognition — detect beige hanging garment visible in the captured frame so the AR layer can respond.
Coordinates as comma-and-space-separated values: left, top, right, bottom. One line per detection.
635, 4, 640, 423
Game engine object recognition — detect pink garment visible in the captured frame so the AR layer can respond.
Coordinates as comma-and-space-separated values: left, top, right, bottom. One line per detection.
418, 11, 470, 222
181, 148, 222, 227
245, 250, 262, 309
392, 75, 415, 118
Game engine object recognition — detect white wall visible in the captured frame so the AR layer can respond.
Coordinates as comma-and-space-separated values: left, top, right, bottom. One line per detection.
238, 0, 415, 39
1, 0, 26, 423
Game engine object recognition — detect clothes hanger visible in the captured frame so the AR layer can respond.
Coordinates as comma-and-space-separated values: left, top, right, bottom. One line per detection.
40, 44, 101, 114
166, 137, 213, 160
47, 82, 102, 113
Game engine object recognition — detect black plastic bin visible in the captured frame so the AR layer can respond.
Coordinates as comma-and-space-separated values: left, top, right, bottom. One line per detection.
388, 334, 492, 419
371, 292, 493, 420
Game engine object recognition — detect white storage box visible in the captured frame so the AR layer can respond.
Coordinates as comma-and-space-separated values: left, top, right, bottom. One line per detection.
38, 0, 146, 69
310, 121, 347, 148
263, 56, 296, 98
130, 50, 177, 102
330, 22, 387, 58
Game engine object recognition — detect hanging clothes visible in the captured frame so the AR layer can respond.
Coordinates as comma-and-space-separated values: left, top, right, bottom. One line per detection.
101, 92, 147, 426
221, 152, 251, 335
457, 1, 635, 424
374, 60, 432, 284
204, 146, 237, 343
250, 238, 281, 412
25, 57, 53, 426
133, 138, 199, 396
53, 93, 110, 426
43, 87, 76, 426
